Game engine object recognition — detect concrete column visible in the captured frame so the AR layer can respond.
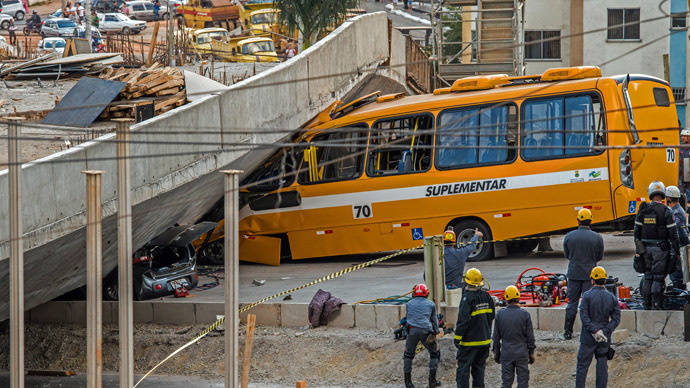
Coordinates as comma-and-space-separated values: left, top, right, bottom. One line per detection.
569, 0, 584, 66
8, 117, 25, 388
115, 119, 134, 388
83, 170, 104, 388
223, 169, 243, 388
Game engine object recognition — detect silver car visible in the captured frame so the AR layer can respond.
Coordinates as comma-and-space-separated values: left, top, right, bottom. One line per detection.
1, 0, 25, 20
103, 222, 217, 301
41, 18, 80, 38
0, 13, 12, 29
125, 0, 156, 21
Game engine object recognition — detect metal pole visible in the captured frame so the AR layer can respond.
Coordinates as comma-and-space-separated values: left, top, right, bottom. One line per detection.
8, 116, 25, 388
222, 169, 243, 388
115, 119, 134, 388
168, 1, 175, 67
83, 170, 104, 388
431, 236, 443, 310
423, 236, 435, 302
85, 0, 91, 52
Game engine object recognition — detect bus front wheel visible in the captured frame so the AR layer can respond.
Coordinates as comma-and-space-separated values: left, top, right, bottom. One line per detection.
452, 219, 493, 262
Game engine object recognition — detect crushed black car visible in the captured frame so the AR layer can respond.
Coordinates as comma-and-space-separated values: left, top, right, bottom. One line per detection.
103, 221, 218, 301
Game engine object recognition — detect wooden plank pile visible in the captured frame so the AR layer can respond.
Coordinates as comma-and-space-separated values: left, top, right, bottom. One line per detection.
97, 62, 188, 120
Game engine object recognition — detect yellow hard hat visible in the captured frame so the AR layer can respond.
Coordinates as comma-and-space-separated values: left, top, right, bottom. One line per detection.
590, 266, 607, 280
577, 208, 593, 221
504, 285, 520, 301
443, 230, 456, 243
464, 268, 484, 286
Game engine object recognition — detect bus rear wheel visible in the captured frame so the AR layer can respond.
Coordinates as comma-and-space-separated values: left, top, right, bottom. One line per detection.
452, 219, 493, 262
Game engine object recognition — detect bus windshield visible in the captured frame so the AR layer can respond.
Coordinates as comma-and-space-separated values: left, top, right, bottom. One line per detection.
242, 40, 274, 54
242, 146, 303, 191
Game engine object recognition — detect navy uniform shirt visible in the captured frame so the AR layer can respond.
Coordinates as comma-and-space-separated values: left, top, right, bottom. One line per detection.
579, 286, 621, 344
444, 235, 480, 288
492, 304, 536, 360
671, 203, 690, 247
563, 226, 604, 281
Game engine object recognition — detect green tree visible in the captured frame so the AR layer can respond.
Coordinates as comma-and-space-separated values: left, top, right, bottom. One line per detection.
276, 0, 360, 48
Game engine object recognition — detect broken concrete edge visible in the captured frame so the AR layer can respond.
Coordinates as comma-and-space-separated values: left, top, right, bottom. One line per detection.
23, 302, 687, 337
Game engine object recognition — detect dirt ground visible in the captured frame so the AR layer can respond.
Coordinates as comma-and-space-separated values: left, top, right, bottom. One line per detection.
0, 321, 689, 388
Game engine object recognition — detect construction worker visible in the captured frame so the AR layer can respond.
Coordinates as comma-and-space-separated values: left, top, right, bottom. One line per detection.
562, 208, 604, 340
454, 268, 495, 388
492, 285, 535, 388
666, 185, 689, 289
634, 181, 681, 309
443, 227, 483, 289
403, 284, 441, 388
575, 266, 621, 388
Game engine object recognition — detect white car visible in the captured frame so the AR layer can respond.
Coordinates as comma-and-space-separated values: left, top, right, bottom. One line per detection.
0, 12, 12, 29
0, 0, 25, 20
37, 37, 67, 55
97, 12, 146, 34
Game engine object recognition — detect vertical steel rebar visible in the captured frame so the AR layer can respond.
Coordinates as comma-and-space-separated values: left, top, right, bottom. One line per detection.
83, 170, 104, 388
115, 119, 134, 388
223, 169, 242, 388
8, 117, 25, 388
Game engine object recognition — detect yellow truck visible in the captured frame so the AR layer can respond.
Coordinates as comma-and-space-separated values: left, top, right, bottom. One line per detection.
175, 0, 242, 30
179, 27, 231, 56
212, 36, 281, 62
243, 8, 277, 36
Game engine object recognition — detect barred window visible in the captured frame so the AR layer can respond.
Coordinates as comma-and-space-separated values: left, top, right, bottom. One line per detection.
525, 30, 561, 60
608, 8, 640, 40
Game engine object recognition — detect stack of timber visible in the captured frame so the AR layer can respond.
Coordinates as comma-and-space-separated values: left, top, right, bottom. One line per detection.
3, 53, 123, 79
97, 62, 188, 119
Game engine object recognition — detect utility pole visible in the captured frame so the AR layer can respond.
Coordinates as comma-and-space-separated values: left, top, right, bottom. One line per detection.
8, 117, 25, 388
115, 119, 134, 388
83, 170, 104, 388
85, 0, 92, 52
223, 169, 242, 388
168, 1, 175, 67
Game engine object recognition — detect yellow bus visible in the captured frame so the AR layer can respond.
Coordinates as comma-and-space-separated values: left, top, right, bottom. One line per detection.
234, 66, 679, 265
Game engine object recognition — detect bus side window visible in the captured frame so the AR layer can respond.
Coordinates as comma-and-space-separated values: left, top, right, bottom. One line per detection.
437, 104, 516, 169
299, 125, 367, 184
367, 115, 432, 176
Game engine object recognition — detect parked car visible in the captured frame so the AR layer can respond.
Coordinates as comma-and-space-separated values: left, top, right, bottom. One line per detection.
97, 12, 146, 34
1, 0, 25, 20
41, 18, 80, 38
125, 0, 155, 21
103, 222, 217, 301
0, 12, 13, 29
37, 37, 67, 54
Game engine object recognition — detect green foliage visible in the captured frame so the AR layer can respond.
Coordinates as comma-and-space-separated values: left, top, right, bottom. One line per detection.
275, 0, 360, 48
442, 8, 465, 62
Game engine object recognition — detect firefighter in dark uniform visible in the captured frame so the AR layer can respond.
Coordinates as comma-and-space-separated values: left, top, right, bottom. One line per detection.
403, 284, 441, 388
634, 181, 681, 310
575, 266, 621, 388
666, 185, 689, 289
454, 268, 495, 388
443, 227, 482, 289
562, 208, 604, 339
492, 285, 536, 388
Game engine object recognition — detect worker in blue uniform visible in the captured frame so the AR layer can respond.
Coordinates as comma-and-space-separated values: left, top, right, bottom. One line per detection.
562, 208, 604, 339
403, 283, 441, 388
634, 181, 681, 309
666, 185, 689, 289
492, 285, 536, 388
443, 227, 483, 289
454, 268, 495, 388
575, 266, 621, 388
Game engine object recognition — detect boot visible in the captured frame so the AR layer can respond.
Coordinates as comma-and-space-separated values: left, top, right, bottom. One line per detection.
428, 369, 441, 388
653, 294, 664, 310
405, 372, 415, 388
563, 315, 575, 340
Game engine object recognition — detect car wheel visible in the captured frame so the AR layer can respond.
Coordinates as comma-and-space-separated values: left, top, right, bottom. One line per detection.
201, 240, 224, 266
41, 32, 45, 38
122, 27, 130, 34
2, 20, 10, 30
129, 16, 137, 20
15, 10, 24, 20
451, 219, 493, 262
162, 12, 169, 20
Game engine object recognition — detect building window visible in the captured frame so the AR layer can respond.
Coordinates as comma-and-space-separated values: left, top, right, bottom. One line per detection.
607, 8, 640, 40
672, 87, 686, 106
672, 13, 687, 29
524, 30, 561, 60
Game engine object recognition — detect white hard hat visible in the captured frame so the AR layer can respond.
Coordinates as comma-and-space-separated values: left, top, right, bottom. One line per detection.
648, 181, 666, 199
682, 129, 690, 136
666, 185, 681, 199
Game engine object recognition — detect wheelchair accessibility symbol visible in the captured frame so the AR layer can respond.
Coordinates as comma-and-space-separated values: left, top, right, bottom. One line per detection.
411, 228, 424, 240
628, 201, 636, 214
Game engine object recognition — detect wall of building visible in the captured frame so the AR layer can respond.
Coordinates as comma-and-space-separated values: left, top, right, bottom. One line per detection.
523, 0, 571, 75
582, 0, 669, 78
670, 0, 687, 126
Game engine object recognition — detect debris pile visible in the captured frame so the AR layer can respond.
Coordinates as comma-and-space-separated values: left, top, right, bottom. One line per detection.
1, 53, 124, 79
96, 63, 188, 119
